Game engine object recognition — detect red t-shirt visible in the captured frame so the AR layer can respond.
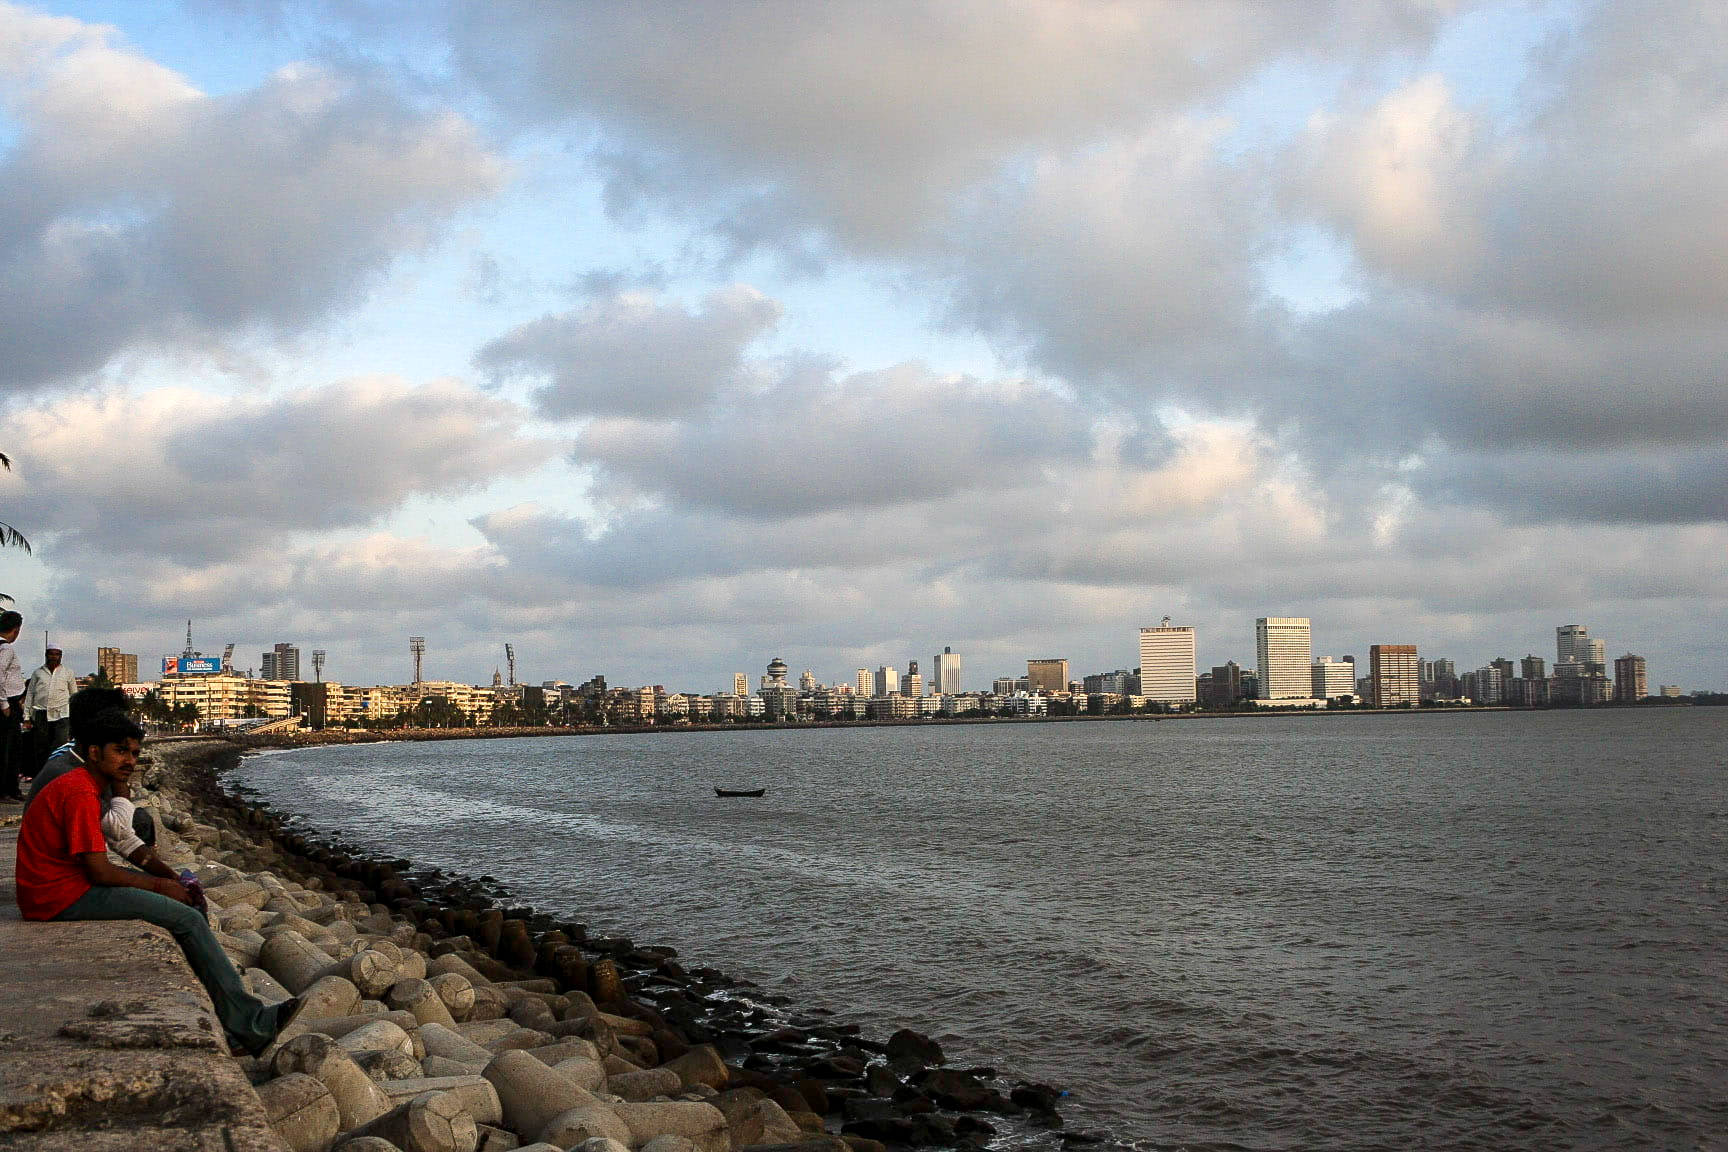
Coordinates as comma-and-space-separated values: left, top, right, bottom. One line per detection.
15, 766, 106, 920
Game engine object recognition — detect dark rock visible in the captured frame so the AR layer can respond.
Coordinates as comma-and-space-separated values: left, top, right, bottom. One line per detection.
1028, 1109, 1064, 1129
1011, 1082, 1062, 1111
842, 1117, 917, 1145
863, 1064, 899, 1098
1060, 1131, 1105, 1146
841, 1097, 899, 1124
890, 1086, 934, 1115
907, 1113, 956, 1146
808, 1054, 866, 1080
919, 1069, 1006, 1113
794, 1078, 830, 1115
884, 1029, 945, 1067
839, 1136, 888, 1152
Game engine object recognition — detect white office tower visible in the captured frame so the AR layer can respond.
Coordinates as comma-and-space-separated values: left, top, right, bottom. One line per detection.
1138, 622, 1197, 703
1556, 624, 1591, 666
933, 647, 962, 695
1312, 657, 1356, 699
1257, 617, 1313, 699
874, 666, 899, 696
855, 668, 871, 696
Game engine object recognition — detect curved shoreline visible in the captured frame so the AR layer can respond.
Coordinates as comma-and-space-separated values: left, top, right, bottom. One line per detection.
188, 737, 1101, 1151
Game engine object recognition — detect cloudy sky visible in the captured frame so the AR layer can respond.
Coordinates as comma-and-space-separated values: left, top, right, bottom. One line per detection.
0, 0, 1722, 691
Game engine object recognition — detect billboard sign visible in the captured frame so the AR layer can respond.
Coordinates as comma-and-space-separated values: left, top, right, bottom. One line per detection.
162, 656, 223, 675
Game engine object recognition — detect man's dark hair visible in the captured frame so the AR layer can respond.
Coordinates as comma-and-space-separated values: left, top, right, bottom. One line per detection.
0, 610, 20, 633
76, 709, 144, 756
69, 687, 130, 742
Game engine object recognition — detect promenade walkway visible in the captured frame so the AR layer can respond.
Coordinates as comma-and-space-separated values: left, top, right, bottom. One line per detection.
0, 819, 284, 1150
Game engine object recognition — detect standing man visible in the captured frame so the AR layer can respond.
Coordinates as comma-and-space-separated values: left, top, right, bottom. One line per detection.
23, 647, 76, 770
0, 610, 24, 802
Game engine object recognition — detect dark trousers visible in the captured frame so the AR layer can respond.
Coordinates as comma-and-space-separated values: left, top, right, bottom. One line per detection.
0, 697, 21, 799
30, 711, 69, 771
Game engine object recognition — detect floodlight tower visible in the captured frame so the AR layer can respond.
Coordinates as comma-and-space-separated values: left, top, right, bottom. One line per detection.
410, 636, 426, 685
312, 650, 326, 683
505, 643, 516, 687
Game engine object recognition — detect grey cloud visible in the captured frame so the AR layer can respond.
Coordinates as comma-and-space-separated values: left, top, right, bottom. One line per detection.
0, 11, 501, 390
449, 0, 1453, 253
476, 285, 781, 418
572, 362, 1096, 519
3, 376, 558, 563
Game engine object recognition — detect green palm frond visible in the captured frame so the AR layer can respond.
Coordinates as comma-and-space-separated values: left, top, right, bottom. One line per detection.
0, 522, 28, 553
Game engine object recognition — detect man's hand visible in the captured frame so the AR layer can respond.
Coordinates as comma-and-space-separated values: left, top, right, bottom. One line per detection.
152, 877, 194, 905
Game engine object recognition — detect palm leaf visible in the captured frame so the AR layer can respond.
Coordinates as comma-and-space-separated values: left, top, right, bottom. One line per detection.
0, 522, 28, 553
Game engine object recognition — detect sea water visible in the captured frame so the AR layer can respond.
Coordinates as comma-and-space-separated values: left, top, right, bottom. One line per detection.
234, 708, 1728, 1150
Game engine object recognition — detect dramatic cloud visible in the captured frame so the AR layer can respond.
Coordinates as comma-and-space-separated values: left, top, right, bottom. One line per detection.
476, 285, 781, 419
0, 376, 559, 562
0, 2, 502, 390
450, 0, 1453, 253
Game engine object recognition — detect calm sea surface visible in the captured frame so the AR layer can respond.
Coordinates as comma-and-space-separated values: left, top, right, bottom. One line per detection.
235, 710, 1728, 1151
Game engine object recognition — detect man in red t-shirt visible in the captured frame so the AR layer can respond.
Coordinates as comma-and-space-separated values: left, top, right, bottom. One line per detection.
15, 710, 292, 1055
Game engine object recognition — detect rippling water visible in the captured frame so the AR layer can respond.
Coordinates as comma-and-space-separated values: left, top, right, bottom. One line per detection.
234, 709, 1728, 1151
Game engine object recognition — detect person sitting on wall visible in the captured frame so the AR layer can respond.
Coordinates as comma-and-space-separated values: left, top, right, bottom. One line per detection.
13, 708, 292, 1054
24, 687, 165, 871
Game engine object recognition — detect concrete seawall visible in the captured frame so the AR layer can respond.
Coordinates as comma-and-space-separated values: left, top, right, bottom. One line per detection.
0, 823, 286, 1150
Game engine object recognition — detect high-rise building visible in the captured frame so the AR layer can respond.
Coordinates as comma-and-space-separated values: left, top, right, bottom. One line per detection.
1587, 638, 1605, 671
1026, 659, 1069, 694
901, 661, 923, 697
262, 642, 300, 682
1137, 624, 1197, 703
933, 647, 962, 695
733, 672, 749, 697
1520, 654, 1546, 681
855, 668, 871, 696
1311, 657, 1356, 700
799, 669, 817, 693
1256, 618, 1313, 700
874, 666, 899, 697
1369, 645, 1419, 707
1556, 624, 1591, 666
1613, 654, 1646, 702
97, 647, 139, 685
1202, 661, 1244, 706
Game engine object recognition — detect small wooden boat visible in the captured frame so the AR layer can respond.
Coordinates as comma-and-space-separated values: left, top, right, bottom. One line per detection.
715, 787, 767, 798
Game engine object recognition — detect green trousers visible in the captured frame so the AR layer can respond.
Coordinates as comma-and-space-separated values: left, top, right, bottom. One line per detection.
55, 884, 283, 1053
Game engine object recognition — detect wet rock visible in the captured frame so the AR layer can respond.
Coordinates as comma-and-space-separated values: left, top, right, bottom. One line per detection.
1012, 1082, 1063, 1111
883, 1029, 944, 1067
917, 1068, 1006, 1113
863, 1064, 898, 1098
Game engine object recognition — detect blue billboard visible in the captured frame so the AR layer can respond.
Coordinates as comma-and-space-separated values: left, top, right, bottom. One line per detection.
162, 656, 223, 675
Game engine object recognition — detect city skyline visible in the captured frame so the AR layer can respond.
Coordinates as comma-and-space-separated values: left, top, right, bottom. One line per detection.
0, 3, 1723, 690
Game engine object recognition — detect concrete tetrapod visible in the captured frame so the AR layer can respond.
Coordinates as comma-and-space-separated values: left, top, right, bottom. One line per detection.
274, 1032, 396, 1131
331, 1138, 404, 1152
482, 1048, 622, 1144
263, 930, 351, 995
340, 1090, 479, 1152
421, 1022, 496, 1066
551, 1056, 609, 1094
428, 972, 476, 1022
256, 1071, 341, 1152
338, 1018, 419, 1060
607, 1067, 683, 1102
328, 948, 405, 998
266, 974, 364, 1059
610, 1101, 731, 1152
390, 978, 458, 1027
378, 1075, 503, 1127
660, 1046, 729, 1090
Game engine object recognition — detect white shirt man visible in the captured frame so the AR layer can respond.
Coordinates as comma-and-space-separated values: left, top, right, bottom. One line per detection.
23, 651, 76, 722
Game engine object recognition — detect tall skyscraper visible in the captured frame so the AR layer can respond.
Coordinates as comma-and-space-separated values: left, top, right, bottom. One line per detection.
874, 666, 898, 696
1312, 657, 1356, 700
901, 661, 924, 697
1556, 624, 1591, 665
1256, 617, 1313, 699
933, 647, 962, 695
1027, 659, 1069, 694
1587, 638, 1605, 670
733, 672, 749, 696
1613, 654, 1647, 702
1369, 645, 1419, 707
1520, 654, 1546, 680
97, 647, 139, 685
855, 668, 871, 696
262, 642, 301, 681
1138, 623, 1197, 703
